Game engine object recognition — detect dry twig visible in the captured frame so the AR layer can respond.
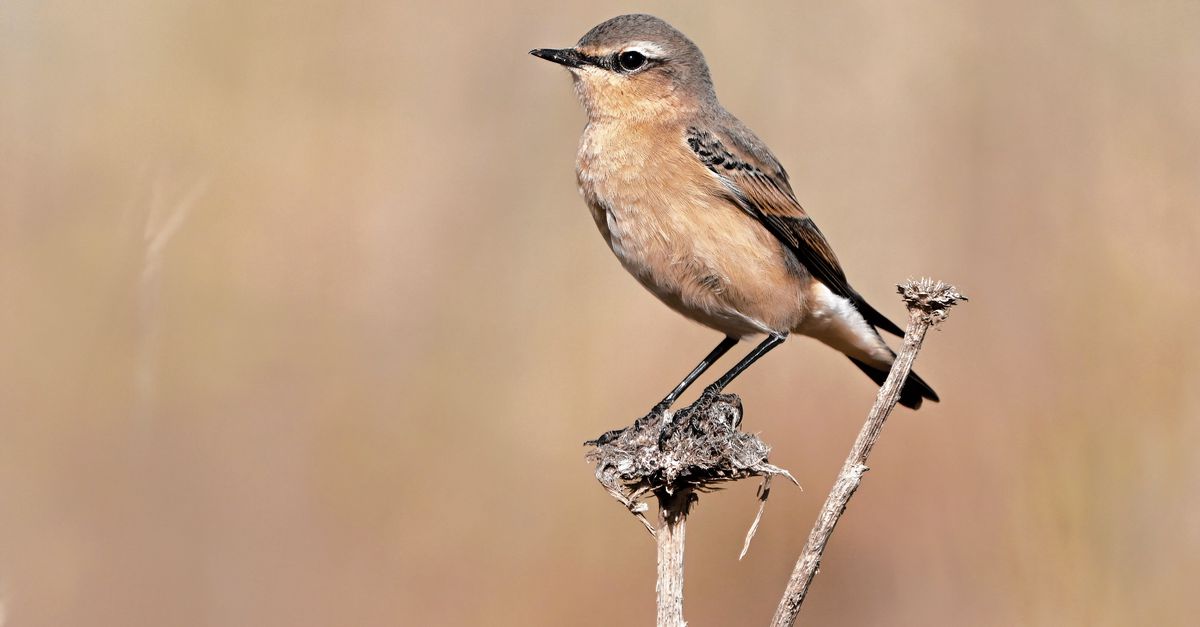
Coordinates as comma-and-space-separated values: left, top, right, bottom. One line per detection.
586, 392, 795, 626
133, 175, 208, 424
770, 278, 966, 627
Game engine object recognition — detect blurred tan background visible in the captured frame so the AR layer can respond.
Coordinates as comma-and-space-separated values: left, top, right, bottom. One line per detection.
3, 1, 1199, 625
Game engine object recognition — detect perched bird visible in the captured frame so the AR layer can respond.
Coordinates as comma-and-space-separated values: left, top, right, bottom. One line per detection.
531, 14, 937, 413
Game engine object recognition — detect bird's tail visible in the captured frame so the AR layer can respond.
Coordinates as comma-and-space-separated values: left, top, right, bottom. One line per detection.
847, 356, 939, 410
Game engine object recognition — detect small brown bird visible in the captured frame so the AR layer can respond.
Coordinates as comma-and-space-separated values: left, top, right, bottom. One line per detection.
531, 14, 937, 413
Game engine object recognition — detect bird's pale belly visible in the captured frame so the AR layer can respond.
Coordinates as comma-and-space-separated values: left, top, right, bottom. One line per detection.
587, 192, 811, 338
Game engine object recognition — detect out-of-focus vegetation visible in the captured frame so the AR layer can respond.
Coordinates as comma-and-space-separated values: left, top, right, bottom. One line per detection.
2, 1, 1198, 625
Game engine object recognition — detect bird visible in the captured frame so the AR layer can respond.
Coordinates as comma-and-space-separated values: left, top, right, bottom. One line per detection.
530, 14, 938, 417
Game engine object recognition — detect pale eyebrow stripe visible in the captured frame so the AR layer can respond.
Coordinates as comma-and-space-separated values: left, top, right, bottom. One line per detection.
624, 41, 668, 57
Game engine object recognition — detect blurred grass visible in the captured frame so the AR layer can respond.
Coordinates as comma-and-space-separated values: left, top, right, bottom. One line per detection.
2, 1, 1199, 625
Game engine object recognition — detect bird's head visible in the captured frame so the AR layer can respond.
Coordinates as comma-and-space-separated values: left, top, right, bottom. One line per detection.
531, 14, 715, 122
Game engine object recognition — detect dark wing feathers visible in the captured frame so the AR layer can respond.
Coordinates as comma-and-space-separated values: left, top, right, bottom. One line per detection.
686, 124, 905, 337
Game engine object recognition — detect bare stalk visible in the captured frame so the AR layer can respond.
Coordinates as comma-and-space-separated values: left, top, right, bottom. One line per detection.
587, 392, 793, 627
770, 279, 965, 627
656, 489, 692, 627
133, 176, 207, 424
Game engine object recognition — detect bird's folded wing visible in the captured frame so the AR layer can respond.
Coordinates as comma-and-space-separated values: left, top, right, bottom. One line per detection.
685, 124, 905, 337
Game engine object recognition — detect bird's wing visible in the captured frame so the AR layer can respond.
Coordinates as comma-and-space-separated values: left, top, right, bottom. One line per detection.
685, 122, 905, 337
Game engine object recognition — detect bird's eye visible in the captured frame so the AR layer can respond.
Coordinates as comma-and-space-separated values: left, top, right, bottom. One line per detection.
617, 50, 647, 72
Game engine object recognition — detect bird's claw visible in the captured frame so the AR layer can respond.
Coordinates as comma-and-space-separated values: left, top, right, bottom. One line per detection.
586, 401, 674, 447
585, 427, 625, 447
588, 398, 676, 446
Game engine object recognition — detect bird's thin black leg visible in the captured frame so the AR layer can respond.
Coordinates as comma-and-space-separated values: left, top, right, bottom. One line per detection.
705, 332, 788, 394
657, 335, 739, 409
586, 335, 741, 447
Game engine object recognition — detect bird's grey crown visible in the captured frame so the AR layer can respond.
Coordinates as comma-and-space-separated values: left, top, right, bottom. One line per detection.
577, 14, 686, 49
577, 14, 714, 96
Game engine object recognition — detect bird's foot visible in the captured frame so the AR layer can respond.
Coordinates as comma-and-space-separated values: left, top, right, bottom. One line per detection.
585, 401, 672, 447
657, 390, 733, 447
699, 383, 725, 401
652, 401, 679, 449
584, 427, 624, 447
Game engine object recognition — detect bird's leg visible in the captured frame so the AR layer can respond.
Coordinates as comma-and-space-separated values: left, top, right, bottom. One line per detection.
653, 335, 739, 413
703, 332, 788, 396
656, 333, 785, 448
586, 336, 739, 447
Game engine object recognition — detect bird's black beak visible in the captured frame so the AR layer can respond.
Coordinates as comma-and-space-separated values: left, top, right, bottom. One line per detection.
530, 48, 589, 69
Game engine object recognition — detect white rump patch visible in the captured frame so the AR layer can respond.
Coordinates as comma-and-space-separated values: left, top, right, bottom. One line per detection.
799, 283, 893, 366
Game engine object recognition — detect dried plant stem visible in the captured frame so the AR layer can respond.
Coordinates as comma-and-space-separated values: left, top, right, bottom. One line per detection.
586, 391, 791, 626
656, 489, 692, 627
770, 279, 965, 627
133, 176, 206, 424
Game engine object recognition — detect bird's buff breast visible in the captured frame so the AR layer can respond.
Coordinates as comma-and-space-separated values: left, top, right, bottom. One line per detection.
575, 122, 806, 337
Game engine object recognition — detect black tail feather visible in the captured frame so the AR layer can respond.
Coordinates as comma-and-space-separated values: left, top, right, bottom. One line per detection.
848, 356, 939, 409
